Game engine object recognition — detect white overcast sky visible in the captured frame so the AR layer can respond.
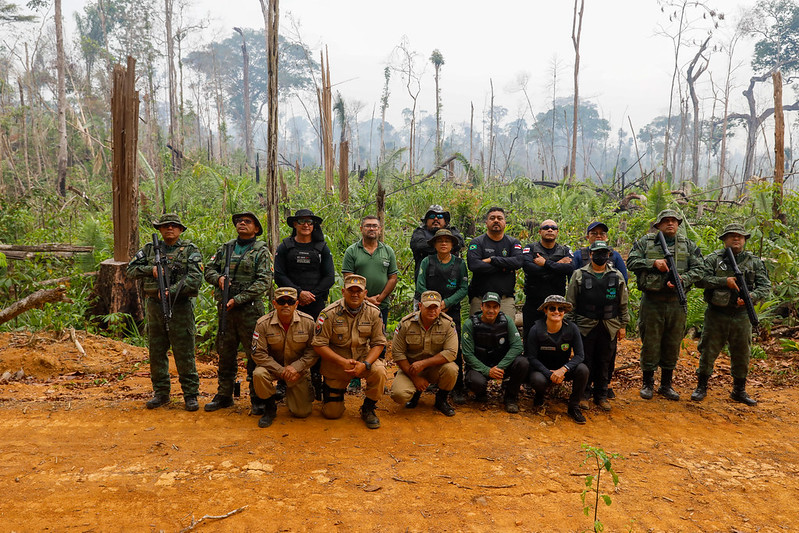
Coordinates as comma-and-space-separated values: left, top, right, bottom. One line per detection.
58, 0, 763, 132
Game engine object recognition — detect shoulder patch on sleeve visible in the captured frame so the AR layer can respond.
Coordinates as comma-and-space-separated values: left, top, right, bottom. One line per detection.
522, 246, 530, 254
468, 244, 478, 250
135, 250, 145, 260
514, 243, 522, 250
315, 312, 327, 335
189, 252, 202, 263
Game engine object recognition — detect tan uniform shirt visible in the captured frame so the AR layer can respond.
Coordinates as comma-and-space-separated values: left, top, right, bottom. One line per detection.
392, 312, 458, 363
311, 299, 387, 362
252, 309, 318, 375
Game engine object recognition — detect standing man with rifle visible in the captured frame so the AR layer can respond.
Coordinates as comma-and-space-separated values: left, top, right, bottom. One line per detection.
204, 211, 273, 414
627, 209, 704, 401
126, 214, 203, 411
692, 223, 770, 405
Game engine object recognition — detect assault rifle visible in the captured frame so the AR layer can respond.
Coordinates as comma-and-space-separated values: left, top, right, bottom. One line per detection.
656, 231, 688, 313
723, 246, 759, 329
218, 242, 233, 342
152, 233, 172, 332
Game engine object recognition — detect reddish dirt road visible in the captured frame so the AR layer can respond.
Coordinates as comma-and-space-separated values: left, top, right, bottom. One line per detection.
1, 331, 798, 532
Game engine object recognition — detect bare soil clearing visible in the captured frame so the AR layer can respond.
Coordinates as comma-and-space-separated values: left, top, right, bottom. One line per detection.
1, 331, 798, 532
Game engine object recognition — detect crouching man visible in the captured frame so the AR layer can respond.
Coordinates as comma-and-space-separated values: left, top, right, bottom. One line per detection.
391, 291, 459, 416
251, 287, 318, 428
312, 274, 388, 429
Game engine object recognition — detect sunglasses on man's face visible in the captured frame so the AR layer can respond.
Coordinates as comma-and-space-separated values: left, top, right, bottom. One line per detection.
540, 225, 558, 231
546, 306, 567, 313
296, 219, 314, 226
276, 298, 297, 306
234, 218, 255, 225
428, 213, 445, 220
161, 223, 181, 229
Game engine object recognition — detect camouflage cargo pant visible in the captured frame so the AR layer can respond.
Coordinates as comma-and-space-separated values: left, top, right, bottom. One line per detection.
638, 294, 686, 372
146, 298, 199, 398
215, 301, 265, 397
697, 307, 752, 379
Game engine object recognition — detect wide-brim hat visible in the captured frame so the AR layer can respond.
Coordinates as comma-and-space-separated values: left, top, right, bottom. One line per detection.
719, 223, 751, 240
152, 213, 187, 231
427, 228, 458, 247
422, 204, 451, 224
232, 212, 263, 236
287, 208, 323, 227
537, 294, 573, 312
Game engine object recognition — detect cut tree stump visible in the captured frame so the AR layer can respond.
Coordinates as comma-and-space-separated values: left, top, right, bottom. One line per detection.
87, 259, 143, 321
0, 287, 72, 325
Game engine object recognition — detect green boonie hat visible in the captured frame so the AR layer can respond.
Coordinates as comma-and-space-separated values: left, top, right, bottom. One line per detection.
654, 209, 683, 226
427, 228, 458, 247
482, 292, 501, 304
589, 240, 610, 252
537, 294, 573, 312
343, 274, 367, 290
420, 290, 443, 307
232, 211, 264, 236
719, 223, 750, 240
152, 213, 187, 231
274, 287, 298, 300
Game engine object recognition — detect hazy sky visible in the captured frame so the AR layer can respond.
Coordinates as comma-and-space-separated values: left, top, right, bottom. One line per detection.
58, 0, 763, 133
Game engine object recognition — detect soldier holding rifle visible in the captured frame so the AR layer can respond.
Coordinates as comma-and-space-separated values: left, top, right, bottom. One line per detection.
126, 214, 203, 411
692, 223, 771, 405
204, 212, 273, 414
627, 209, 703, 401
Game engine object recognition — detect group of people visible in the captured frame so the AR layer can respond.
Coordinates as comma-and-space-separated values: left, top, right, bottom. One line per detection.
127, 204, 770, 428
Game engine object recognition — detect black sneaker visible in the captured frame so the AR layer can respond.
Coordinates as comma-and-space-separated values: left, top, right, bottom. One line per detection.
204, 395, 234, 412
504, 396, 520, 414
568, 405, 586, 424
360, 406, 380, 429
184, 396, 199, 412
146, 394, 170, 409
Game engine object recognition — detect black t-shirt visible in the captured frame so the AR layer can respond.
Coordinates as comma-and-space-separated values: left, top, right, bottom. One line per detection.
466, 233, 523, 299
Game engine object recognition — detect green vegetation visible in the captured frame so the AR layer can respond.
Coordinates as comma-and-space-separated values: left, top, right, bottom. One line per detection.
580, 444, 621, 533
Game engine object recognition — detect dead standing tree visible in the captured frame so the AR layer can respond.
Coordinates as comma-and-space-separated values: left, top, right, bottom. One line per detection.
686, 34, 711, 187
316, 47, 334, 191
234, 26, 253, 167
773, 70, 786, 223
55, 0, 68, 196
570, 0, 584, 182
259, 0, 280, 256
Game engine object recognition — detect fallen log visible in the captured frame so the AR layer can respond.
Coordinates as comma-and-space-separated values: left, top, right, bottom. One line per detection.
0, 286, 73, 325
0, 244, 94, 261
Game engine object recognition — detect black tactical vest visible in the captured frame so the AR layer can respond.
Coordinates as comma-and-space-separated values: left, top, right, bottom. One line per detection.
471, 312, 510, 366
425, 258, 461, 300
575, 271, 621, 320
283, 237, 326, 290
533, 320, 579, 368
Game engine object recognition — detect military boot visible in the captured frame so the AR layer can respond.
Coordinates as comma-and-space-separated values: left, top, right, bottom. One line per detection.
405, 391, 422, 409
450, 387, 468, 405
640, 371, 655, 400
146, 394, 170, 409
503, 393, 520, 414
434, 390, 456, 417
657, 369, 680, 401
275, 380, 287, 402
360, 398, 380, 429
311, 370, 323, 401
258, 396, 278, 428
204, 394, 234, 412
691, 373, 710, 402
184, 395, 199, 412
730, 378, 757, 406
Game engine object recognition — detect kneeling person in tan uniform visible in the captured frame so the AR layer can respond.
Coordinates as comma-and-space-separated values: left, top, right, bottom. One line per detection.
391, 291, 459, 416
251, 287, 318, 428
312, 274, 388, 429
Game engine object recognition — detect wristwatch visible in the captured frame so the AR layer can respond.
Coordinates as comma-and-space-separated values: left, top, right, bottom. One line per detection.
363, 361, 373, 372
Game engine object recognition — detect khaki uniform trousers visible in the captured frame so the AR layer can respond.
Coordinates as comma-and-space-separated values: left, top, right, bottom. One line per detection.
252, 366, 314, 418
390, 362, 458, 404
321, 360, 387, 419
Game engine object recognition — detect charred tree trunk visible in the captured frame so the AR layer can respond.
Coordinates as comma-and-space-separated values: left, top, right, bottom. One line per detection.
339, 140, 349, 205
773, 71, 785, 223
55, 0, 68, 197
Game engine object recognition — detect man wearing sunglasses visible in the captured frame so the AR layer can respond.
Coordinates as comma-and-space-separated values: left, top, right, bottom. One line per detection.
126, 213, 203, 411
204, 211, 273, 414
312, 274, 388, 429
251, 287, 318, 428
410, 205, 465, 287
566, 241, 629, 411
521, 219, 574, 341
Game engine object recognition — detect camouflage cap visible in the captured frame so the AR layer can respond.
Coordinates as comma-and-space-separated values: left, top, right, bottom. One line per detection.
152, 213, 187, 231
343, 274, 367, 290
420, 290, 443, 307
537, 294, 573, 312
719, 223, 751, 240
427, 228, 458, 247
589, 240, 610, 252
232, 212, 263, 236
481, 292, 501, 304
654, 209, 683, 226
274, 287, 298, 301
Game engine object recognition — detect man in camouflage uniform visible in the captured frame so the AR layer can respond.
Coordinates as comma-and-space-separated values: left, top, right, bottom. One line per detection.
390, 291, 459, 417
251, 287, 318, 427
627, 209, 704, 401
312, 274, 387, 429
126, 213, 203, 411
692, 223, 771, 406
204, 211, 273, 413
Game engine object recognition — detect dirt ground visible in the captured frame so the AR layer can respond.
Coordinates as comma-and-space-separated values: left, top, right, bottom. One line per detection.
1, 330, 799, 533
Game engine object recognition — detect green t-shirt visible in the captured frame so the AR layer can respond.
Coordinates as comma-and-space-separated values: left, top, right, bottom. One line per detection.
341, 240, 398, 309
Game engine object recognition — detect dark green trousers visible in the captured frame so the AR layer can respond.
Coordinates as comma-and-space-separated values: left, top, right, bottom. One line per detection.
215, 301, 264, 397
146, 298, 199, 398
697, 307, 752, 379
638, 294, 686, 372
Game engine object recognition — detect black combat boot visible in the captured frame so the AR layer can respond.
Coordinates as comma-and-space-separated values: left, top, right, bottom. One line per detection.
691, 373, 710, 402
567, 404, 586, 424
204, 394, 234, 412
450, 387, 468, 405
360, 398, 380, 429
146, 394, 170, 409
275, 380, 287, 402
657, 369, 680, 400
434, 390, 456, 417
640, 371, 655, 400
258, 396, 278, 428
405, 391, 422, 409
184, 396, 199, 412
503, 393, 520, 414
311, 370, 323, 401
731, 378, 757, 406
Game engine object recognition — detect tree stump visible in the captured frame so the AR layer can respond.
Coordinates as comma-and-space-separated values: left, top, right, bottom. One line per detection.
88, 259, 143, 321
